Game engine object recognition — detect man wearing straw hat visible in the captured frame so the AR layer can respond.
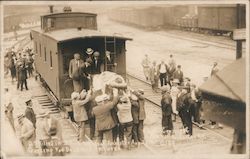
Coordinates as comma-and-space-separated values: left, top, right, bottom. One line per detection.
85, 48, 94, 66
17, 114, 35, 151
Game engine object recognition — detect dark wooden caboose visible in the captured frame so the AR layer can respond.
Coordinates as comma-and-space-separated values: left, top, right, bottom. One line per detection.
30, 11, 131, 102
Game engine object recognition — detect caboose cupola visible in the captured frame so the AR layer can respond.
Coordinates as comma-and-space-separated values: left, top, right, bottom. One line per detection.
41, 11, 97, 32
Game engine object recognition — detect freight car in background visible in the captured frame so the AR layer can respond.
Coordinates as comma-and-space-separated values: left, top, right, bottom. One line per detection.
109, 6, 169, 30
109, 4, 246, 37
108, 5, 190, 30
197, 4, 246, 36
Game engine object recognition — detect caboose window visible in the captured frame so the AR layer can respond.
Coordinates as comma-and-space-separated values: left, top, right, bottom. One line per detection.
39, 44, 42, 57
44, 47, 47, 62
35, 42, 37, 55
50, 51, 53, 68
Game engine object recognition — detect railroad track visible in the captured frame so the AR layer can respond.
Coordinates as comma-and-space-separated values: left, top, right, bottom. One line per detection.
126, 73, 232, 143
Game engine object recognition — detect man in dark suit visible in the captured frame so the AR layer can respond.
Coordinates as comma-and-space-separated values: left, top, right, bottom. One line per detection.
92, 51, 103, 74
172, 65, 184, 84
68, 53, 84, 92
177, 86, 192, 136
19, 62, 28, 91
24, 99, 36, 128
161, 85, 173, 136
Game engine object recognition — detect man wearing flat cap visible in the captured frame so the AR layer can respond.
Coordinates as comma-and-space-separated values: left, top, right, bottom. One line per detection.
24, 99, 36, 128
161, 85, 173, 135
177, 86, 192, 136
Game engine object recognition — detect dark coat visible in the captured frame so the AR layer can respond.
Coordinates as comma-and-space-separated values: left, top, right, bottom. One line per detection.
91, 57, 103, 74
131, 99, 140, 124
25, 107, 36, 128
168, 66, 176, 79
161, 93, 172, 116
18, 66, 28, 80
133, 92, 146, 120
161, 92, 173, 130
172, 70, 183, 83
177, 92, 191, 112
92, 96, 119, 131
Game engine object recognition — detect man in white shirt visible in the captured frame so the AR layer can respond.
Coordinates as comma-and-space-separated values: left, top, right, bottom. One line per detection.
141, 54, 151, 81
158, 60, 168, 87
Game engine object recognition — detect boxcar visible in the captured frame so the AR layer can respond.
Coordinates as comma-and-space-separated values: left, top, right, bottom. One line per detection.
197, 4, 246, 34
31, 11, 131, 104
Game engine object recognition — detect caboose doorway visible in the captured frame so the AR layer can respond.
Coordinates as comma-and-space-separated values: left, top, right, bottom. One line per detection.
58, 37, 127, 99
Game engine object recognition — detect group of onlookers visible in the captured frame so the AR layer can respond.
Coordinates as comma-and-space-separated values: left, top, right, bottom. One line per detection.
5, 47, 34, 91
142, 54, 205, 136
4, 91, 63, 154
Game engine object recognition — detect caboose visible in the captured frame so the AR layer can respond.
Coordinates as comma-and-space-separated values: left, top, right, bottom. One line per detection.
30, 9, 132, 105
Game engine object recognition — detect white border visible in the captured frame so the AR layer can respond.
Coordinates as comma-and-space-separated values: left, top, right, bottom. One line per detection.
1, 1, 249, 159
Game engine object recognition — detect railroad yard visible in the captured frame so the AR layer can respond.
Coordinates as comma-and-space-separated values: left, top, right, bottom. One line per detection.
2, 4, 247, 158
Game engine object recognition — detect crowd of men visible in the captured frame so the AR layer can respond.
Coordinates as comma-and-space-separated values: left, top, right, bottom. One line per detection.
4, 86, 63, 155
4, 47, 35, 91
68, 48, 146, 154
4, 46, 220, 155
141, 54, 212, 136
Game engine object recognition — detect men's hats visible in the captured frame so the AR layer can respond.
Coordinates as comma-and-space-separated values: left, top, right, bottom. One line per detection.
86, 48, 94, 55
71, 92, 80, 100
184, 77, 191, 81
93, 51, 100, 57
36, 110, 49, 118
137, 89, 144, 95
172, 79, 180, 84
120, 96, 128, 103
131, 94, 138, 101
95, 94, 109, 103
25, 99, 32, 106
161, 85, 171, 92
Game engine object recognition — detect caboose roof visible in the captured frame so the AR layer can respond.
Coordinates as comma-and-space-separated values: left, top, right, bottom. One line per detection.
41, 12, 97, 17
32, 28, 132, 42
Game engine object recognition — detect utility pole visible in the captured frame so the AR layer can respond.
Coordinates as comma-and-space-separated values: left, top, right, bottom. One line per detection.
236, 4, 242, 59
